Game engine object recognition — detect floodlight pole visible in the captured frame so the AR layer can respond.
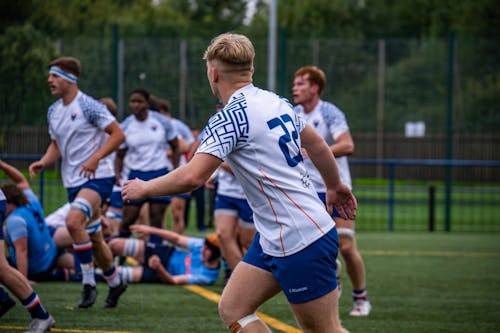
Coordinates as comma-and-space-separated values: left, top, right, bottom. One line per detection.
267, 0, 277, 92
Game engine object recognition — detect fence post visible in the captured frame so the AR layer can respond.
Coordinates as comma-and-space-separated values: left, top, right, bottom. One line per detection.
428, 185, 435, 232
444, 33, 455, 232
388, 162, 395, 231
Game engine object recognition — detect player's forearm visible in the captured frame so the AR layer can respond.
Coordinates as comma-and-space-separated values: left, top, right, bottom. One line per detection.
145, 165, 203, 197
154, 265, 177, 284
93, 128, 124, 161
40, 141, 61, 167
0, 160, 29, 188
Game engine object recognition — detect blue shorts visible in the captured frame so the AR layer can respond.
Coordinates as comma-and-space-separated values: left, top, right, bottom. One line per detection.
140, 242, 175, 283
127, 169, 171, 205
214, 194, 254, 224
110, 190, 123, 209
67, 177, 115, 204
243, 228, 339, 304
317, 192, 342, 218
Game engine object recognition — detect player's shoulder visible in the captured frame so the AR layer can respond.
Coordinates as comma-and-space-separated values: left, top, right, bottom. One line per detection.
77, 91, 106, 112
320, 100, 345, 116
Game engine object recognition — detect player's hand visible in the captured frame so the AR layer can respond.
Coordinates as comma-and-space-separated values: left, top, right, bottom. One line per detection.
130, 224, 153, 238
28, 160, 45, 178
122, 178, 149, 201
326, 183, 357, 220
148, 255, 161, 270
80, 156, 99, 179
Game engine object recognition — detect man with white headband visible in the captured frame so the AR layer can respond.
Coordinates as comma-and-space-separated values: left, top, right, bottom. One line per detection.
29, 57, 127, 309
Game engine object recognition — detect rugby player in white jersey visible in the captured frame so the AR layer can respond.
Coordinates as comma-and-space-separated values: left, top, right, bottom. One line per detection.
293, 65, 371, 316
29, 57, 127, 309
123, 33, 356, 333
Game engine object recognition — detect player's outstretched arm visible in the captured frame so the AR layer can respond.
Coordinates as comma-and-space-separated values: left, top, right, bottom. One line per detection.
148, 255, 188, 285
122, 152, 221, 201
28, 140, 61, 178
0, 160, 30, 190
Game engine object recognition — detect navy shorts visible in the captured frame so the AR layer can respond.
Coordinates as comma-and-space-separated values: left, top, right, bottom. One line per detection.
140, 242, 175, 283
67, 177, 115, 204
243, 228, 339, 304
214, 194, 254, 224
127, 169, 171, 205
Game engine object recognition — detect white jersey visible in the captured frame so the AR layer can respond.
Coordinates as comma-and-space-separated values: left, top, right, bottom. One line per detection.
216, 167, 246, 199
48, 90, 116, 188
120, 110, 177, 172
294, 101, 352, 191
197, 84, 334, 257
45, 202, 71, 228
167, 117, 195, 169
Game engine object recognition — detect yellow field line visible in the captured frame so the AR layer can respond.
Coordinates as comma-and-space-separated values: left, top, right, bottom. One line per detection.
184, 285, 301, 333
0, 326, 138, 333
361, 250, 500, 257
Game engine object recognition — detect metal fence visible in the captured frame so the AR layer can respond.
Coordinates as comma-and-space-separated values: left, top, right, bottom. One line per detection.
1, 154, 499, 233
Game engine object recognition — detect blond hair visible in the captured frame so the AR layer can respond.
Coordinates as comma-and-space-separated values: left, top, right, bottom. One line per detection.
203, 33, 254, 72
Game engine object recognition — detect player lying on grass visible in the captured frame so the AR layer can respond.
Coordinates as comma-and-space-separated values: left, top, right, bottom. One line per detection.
108, 224, 221, 285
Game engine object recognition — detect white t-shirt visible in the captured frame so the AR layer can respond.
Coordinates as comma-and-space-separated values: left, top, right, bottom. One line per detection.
48, 91, 116, 188
197, 84, 334, 257
120, 111, 177, 173
294, 101, 352, 191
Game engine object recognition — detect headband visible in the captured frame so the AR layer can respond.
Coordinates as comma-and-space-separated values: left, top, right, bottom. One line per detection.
49, 66, 78, 83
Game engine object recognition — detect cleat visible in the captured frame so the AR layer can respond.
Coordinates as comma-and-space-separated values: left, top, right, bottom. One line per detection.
23, 315, 55, 333
0, 297, 16, 318
78, 284, 97, 308
103, 281, 127, 308
349, 300, 372, 316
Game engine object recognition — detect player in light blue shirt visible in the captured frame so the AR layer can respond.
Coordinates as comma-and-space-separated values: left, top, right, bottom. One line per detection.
108, 225, 220, 285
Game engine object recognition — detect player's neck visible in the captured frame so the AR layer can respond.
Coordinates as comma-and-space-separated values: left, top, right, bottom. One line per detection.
61, 87, 79, 106
302, 97, 320, 114
220, 81, 251, 105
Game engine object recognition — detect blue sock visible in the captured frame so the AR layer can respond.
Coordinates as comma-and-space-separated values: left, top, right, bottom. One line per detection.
21, 292, 49, 320
352, 289, 368, 301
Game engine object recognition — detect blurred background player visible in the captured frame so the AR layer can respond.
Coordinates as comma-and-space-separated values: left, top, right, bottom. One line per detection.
208, 162, 256, 284
0, 188, 56, 332
293, 65, 371, 316
115, 89, 180, 244
154, 97, 195, 234
29, 56, 127, 309
108, 224, 220, 285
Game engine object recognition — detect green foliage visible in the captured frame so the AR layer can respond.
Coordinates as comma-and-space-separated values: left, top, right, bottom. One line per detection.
0, 24, 56, 128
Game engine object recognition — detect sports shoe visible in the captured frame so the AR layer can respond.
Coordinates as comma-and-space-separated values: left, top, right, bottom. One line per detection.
23, 315, 55, 333
103, 281, 127, 308
0, 297, 15, 318
78, 284, 97, 308
349, 300, 372, 316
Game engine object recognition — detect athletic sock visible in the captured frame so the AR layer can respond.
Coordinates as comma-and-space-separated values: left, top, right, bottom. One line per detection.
103, 266, 121, 288
352, 289, 368, 302
21, 292, 49, 320
73, 241, 96, 286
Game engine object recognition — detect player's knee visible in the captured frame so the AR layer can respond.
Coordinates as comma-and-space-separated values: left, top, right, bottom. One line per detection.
224, 313, 259, 333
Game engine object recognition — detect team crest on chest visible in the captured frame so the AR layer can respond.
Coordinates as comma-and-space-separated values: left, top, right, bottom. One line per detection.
151, 124, 157, 131
70, 112, 77, 121
313, 119, 320, 128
